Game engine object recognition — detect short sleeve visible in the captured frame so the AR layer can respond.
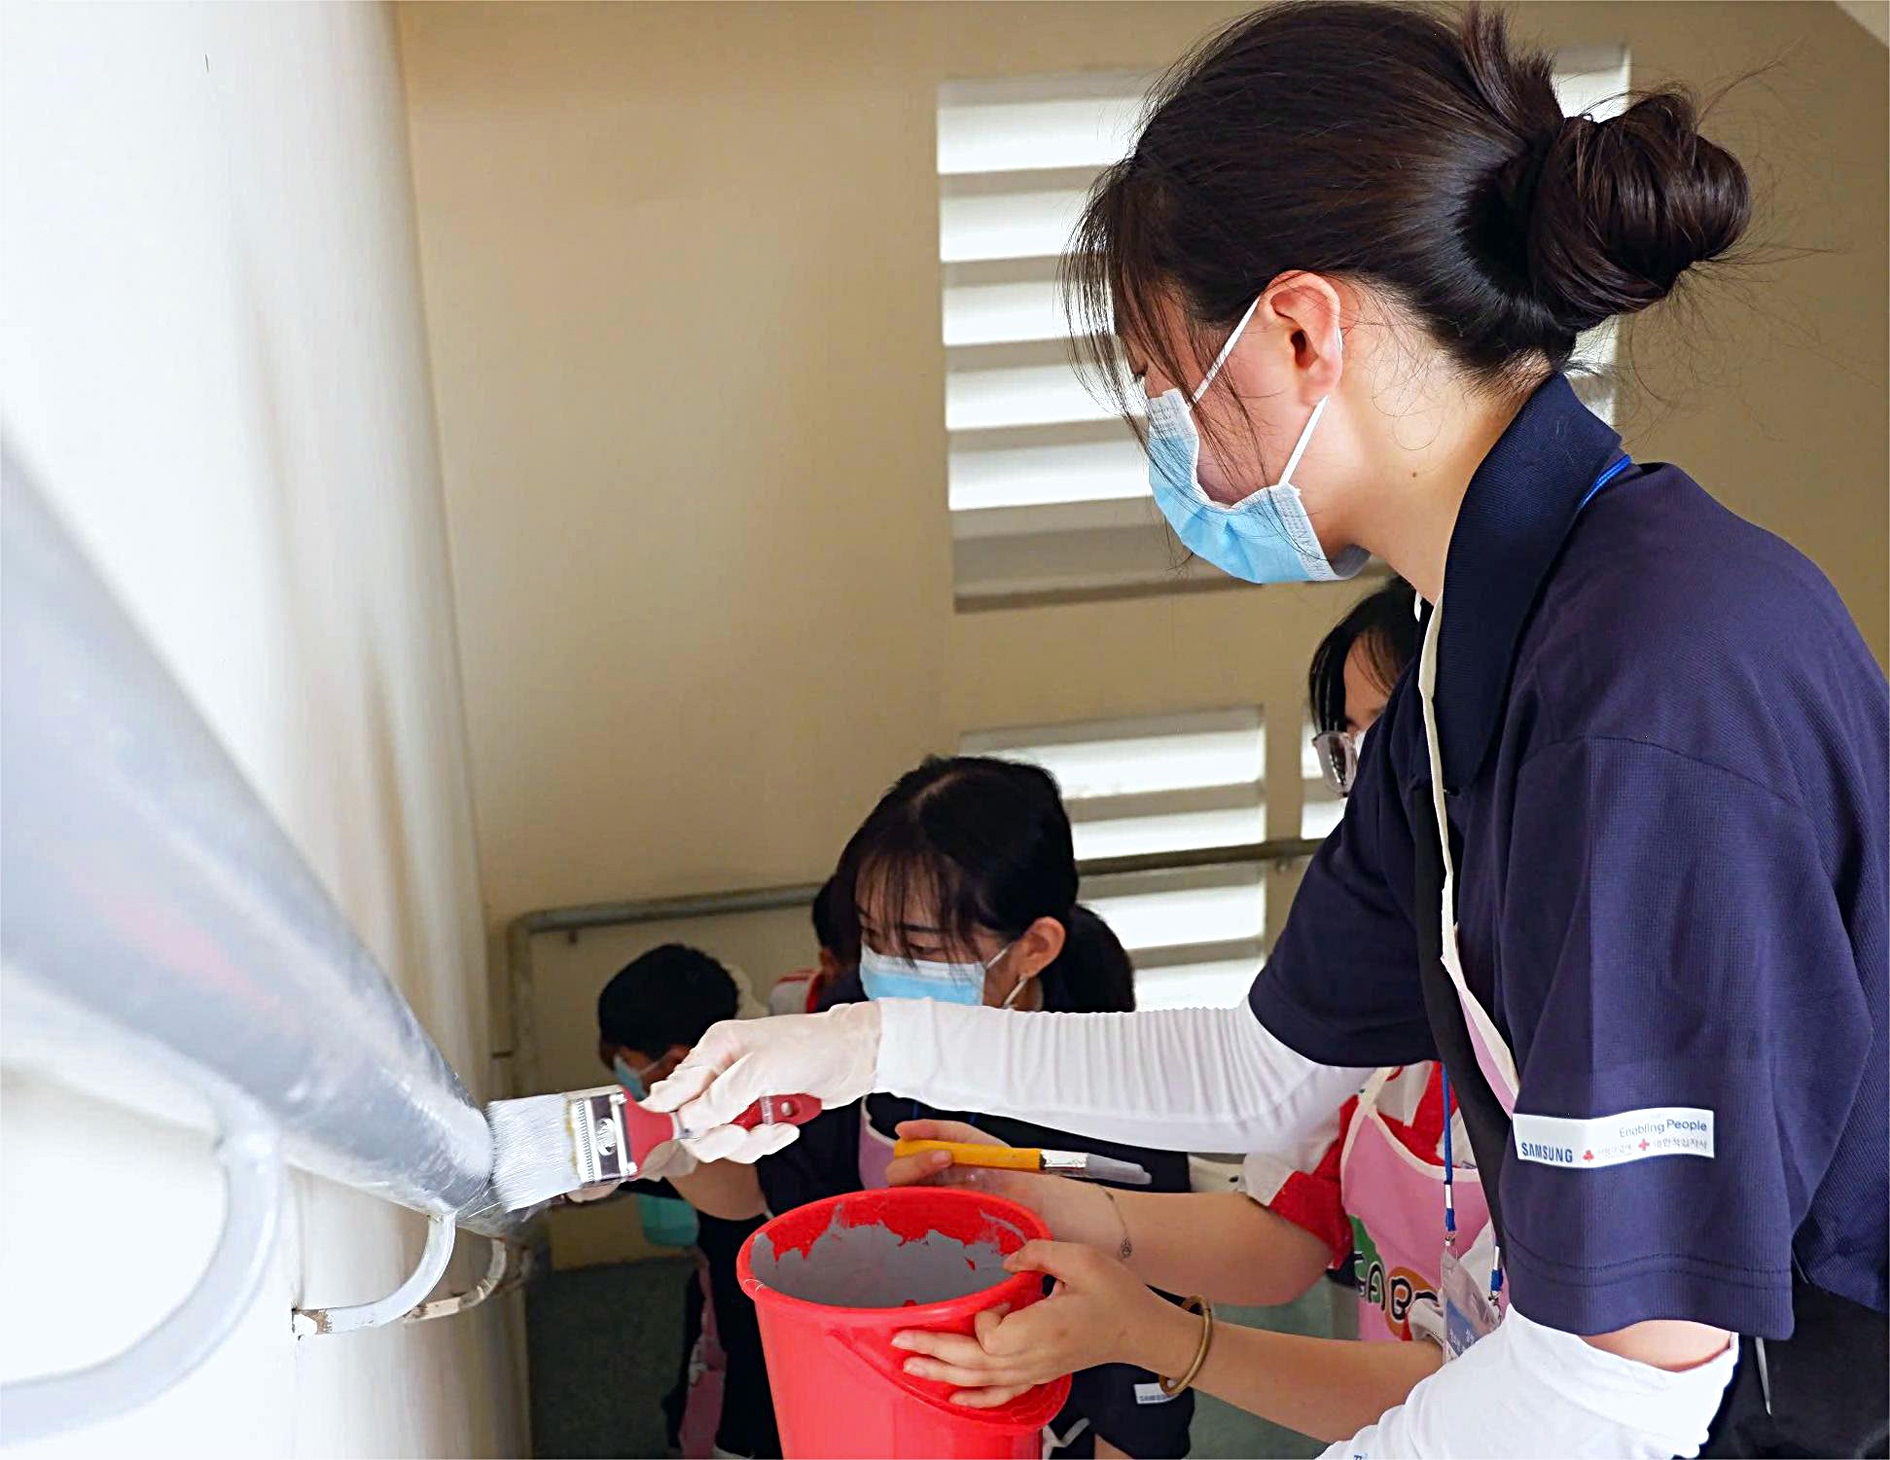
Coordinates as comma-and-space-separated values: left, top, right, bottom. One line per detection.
1251, 685, 1437, 1068
1497, 738, 1875, 1340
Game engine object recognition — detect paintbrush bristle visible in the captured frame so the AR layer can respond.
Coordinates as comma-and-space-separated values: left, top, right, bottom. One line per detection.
488, 1092, 585, 1211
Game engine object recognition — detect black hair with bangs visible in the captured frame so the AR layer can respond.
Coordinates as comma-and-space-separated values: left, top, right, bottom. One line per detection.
833, 756, 1134, 1014
1308, 577, 1421, 734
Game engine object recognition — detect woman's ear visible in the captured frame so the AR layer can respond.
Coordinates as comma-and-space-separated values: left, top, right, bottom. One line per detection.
1262, 270, 1349, 398
1010, 915, 1067, 981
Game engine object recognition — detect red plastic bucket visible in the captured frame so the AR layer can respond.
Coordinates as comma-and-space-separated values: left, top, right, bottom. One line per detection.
738, 1188, 1072, 1459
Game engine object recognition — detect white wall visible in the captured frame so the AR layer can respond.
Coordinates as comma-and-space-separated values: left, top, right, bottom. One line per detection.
0, 4, 521, 1455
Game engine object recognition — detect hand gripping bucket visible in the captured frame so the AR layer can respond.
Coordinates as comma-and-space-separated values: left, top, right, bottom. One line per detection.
738, 1188, 1072, 1458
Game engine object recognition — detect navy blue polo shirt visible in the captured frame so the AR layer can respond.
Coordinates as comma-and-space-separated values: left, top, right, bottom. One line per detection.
1253, 375, 1888, 1342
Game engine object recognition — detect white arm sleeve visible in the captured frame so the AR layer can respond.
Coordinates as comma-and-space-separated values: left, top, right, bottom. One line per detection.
1323, 1307, 1737, 1459
874, 999, 1371, 1155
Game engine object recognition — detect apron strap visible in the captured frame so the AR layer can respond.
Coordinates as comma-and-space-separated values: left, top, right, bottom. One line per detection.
1413, 596, 1519, 1253
1416, 602, 1521, 1096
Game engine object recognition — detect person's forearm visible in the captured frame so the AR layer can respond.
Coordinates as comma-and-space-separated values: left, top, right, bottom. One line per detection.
1136, 1302, 1442, 1443
667, 1159, 764, 1220
1037, 1182, 1333, 1305
876, 1001, 1370, 1154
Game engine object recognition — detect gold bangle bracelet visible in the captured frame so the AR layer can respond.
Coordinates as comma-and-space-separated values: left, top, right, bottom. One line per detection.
1158, 1295, 1214, 1397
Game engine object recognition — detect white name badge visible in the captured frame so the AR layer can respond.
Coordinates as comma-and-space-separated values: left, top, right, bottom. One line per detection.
1512, 1107, 1714, 1170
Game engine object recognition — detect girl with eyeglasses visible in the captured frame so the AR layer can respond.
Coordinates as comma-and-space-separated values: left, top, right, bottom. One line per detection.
885, 578, 1479, 1445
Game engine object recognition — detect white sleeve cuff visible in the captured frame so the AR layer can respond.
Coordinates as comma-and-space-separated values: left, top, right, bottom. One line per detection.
1322, 1306, 1737, 1458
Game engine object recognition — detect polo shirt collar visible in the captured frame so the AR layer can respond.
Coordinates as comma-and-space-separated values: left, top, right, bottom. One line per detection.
1434, 374, 1623, 792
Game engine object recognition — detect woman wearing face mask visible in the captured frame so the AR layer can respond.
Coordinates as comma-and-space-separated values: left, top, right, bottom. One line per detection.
766, 755, 1196, 1460
653, 7, 1888, 1456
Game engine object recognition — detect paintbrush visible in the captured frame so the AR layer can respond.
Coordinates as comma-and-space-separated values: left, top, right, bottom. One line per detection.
893, 1137, 1151, 1185
489, 1086, 822, 1210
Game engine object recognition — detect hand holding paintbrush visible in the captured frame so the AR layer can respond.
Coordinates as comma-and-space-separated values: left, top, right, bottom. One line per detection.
887, 1120, 1154, 1268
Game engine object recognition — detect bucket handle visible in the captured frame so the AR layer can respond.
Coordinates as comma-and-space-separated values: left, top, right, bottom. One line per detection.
825, 1323, 1073, 1433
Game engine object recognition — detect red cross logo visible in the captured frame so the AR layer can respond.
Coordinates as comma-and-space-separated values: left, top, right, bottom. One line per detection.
1582, 1150, 1594, 1161
1639, 1139, 1650, 1151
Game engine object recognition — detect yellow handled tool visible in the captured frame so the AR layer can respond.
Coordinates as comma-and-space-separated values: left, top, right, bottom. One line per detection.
893, 1138, 1151, 1185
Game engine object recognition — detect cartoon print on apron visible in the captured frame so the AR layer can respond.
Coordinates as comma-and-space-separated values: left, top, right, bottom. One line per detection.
1338, 1065, 1490, 1343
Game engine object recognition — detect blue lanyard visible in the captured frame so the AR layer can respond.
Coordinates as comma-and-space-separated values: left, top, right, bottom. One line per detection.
1441, 1064, 1457, 1240
1576, 454, 1633, 513
1439, 1067, 1502, 1303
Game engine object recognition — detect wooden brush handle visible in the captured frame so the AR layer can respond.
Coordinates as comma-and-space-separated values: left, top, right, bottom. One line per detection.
732, 1094, 824, 1129
893, 1138, 1042, 1172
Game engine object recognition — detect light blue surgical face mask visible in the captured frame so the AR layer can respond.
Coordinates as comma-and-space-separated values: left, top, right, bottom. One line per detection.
612, 1054, 656, 1101
859, 941, 1023, 1007
1145, 298, 1368, 585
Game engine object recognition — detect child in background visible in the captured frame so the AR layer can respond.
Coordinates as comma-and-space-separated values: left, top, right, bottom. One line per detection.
887, 579, 1493, 1444
1250, 576, 1437, 1340
596, 945, 780, 1459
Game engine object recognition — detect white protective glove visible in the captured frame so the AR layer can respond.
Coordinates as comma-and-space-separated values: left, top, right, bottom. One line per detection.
631, 1136, 699, 1184
643, 1002, 882, 1162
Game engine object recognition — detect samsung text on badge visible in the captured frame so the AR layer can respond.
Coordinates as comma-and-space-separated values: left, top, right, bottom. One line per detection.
1511, 1107, 1715, 1170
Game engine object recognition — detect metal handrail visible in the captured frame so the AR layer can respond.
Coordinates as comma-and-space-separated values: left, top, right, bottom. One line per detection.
1, 454, 521, 1236
0, 1080, 283, 1448
293, 1217, 458, 1337
500, 836, 1326, 1091
0, 454, 528, 1435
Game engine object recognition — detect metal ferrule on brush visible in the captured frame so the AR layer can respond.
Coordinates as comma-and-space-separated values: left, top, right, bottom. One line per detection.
569, 1086, 633, 1185
1039, 1150, 1152, 1185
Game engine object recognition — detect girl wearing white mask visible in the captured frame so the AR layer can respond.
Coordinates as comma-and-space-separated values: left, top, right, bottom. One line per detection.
653, 6, 1888, 1456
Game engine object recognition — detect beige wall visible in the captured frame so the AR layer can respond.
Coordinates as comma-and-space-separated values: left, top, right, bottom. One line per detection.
1, 3, 521, 1451
399, 1, 1888, 1187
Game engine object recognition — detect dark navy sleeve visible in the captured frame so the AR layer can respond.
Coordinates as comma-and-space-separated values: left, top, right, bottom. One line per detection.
754, 1102, 859, 1216
1496, 738, 1876, 1340
1250, 684, 1437, 1068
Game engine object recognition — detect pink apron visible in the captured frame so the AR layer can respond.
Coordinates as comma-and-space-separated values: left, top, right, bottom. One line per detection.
1339, 1066, 1489, 1342
676, 1252, 728, 1459
855, 1096, 897, 1189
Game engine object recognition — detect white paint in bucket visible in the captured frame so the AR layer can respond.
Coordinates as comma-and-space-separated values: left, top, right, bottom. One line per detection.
749, 1207, 1026, 1309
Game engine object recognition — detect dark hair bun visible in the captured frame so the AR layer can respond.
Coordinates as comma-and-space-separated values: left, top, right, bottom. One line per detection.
1072, 2, 1755, 386
1464, 6, 1750, 340
1522, 91, 1751, 333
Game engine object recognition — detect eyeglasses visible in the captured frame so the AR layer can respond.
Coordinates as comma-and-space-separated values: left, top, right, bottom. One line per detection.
1311, 729, 1360, 798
